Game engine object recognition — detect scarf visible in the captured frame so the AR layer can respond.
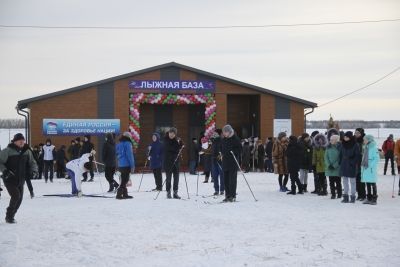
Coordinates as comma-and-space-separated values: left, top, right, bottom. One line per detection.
361, 143, 369, 168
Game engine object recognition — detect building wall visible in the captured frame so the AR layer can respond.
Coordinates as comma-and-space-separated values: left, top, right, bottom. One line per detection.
28, 87, 98, 149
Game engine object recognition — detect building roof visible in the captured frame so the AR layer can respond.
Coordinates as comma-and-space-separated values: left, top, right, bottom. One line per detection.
18, 62, 317, 108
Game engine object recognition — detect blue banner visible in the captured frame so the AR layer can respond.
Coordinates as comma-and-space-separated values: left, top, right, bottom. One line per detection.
43, 119, 120, 136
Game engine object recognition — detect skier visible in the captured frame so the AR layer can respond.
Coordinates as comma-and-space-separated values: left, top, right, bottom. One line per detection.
200, 137, 212, 183
43, 138, 56, 183
299, 133, 313, 192
382, 134, 395, 175
354, 128, 366, 201
66, 152, 94, 196
324, 135, 342, 199
361, 135, 379, 205
81, 135, 95, 182
286, 135, 303, 195
312, 133, 328, 196
221, 124, 242, 202
0, 133, 38, 223
189, 138, 199, 175
148, 133, 163, 191
163, 127, 183, 199
55, 145, 68, 178
241, 139, 251, 173
340, 131, 360, 203
102, 133, 119, 193
116, 132, 135, 199
211, 129, 224, 196
272, 132, 289, 192
394, 137, 400, 195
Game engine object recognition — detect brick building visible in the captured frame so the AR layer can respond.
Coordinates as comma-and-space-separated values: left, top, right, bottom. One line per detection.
17, 62, 317, 166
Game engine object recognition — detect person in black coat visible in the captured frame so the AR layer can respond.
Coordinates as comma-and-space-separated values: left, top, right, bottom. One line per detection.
286, 136, 304, 195
257, 140, 265, 172
242, 140, 251, 173
102, 133, 119, 192
340, 131, 361, 203
265, 137, 274, 173
81, 135, 95, 182
0, 133, 38, 223
71, 138, 81, 160
163, 127, 183, 199
56, 145, 68, 178
221, 124, 242, 202
148, 133, 163, 191
299, 133, 313, 192
211, 129, 225, 195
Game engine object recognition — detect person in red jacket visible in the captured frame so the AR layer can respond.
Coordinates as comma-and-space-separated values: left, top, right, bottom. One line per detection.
382, 134, 395, 175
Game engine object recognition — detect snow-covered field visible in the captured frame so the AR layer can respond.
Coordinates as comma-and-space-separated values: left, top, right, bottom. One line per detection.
1, 161, 399, 267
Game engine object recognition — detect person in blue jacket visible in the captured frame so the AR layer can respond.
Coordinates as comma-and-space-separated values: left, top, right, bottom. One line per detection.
361, 134, 379, 205
116, 132, 135, 199
148, 133, 163, 191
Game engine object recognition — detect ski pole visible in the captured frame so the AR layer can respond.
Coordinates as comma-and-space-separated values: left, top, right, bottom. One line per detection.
230, 151, 258, 202
392, 174, 396, 198
138, 149, 151, 192
154, 145, 185, 200
183, 169, 190, 199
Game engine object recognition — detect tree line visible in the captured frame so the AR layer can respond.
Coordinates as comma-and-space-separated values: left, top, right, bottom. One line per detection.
0, 119, 25, 128
307, 120, 400, 129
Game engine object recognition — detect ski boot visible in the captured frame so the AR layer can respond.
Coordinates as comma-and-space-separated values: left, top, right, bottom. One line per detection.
173, 191, 181, 199
167, 191, 172, 199
341, 195, 349, 203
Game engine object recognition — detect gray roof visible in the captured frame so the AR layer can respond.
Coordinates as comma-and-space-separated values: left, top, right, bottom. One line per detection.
18, 62, 317, 108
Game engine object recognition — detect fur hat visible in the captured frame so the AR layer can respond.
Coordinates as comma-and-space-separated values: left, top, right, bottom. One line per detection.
222, 125, 234, 135
301, 133, 310, 140
313, 133, 328, 148
12, 133, 25, 142
311, 131, 320, 138
168, 127, 178, 134
277, 132, 287, 141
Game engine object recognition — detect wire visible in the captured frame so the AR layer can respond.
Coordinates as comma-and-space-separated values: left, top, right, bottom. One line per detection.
318, 66, 400, 108
0, 18, 399, 30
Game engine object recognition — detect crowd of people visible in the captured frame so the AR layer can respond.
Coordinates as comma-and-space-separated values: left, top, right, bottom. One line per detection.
0, 125, 399, 224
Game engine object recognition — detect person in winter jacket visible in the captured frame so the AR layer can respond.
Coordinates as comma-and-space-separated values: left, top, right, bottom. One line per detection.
273, 132, 289, 192
221, 124, 242, 202
43, 138, 56, 183
0, 133, 38, 223
200, 137, 212, 183
354, 128, 366, 201
257, 140, 265, 172
286, 136, 303, 195
382, 134, 395, 175
67, 140, 75, 161
394, 138, 400, 195
361, 135, 379, 205
265, 137, 274, 173
242, 139, 251, 173
102, 133, 119, 192
189, 138, 199, 175
163, 127, 183, 199
148, 133, 163, 191
340, 131, 360, 203
324, 135, 342, 199
71, 138, 81, 160
299, 133, 313, 192
81, 135, 95, 182
312, 133, 328, 196
116, 132, 135, 199
211, 129, 224, 196
55, 145, 68, 178
66, 153, 93, 196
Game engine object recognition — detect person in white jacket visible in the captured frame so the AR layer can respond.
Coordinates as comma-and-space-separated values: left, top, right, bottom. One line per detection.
66, 152, 95, 196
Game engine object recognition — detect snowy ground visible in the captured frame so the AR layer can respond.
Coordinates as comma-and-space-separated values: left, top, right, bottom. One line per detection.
1, 161, 399, 267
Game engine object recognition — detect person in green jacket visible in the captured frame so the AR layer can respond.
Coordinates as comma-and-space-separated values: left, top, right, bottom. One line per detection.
325, 135, 342, 199
312, 133, 328, 196
361, 134, 380, 205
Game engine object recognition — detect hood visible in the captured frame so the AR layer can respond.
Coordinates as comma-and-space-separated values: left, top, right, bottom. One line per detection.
152, 132, 160, 142
313, 134, 328, 148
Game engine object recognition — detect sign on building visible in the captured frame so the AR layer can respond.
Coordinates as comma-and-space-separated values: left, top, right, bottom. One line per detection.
273, 119, 292, 137
129, 80, 215, 92
42, 119, 120, 136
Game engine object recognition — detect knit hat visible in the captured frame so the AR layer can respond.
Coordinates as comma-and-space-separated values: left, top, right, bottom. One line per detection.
152, 132, 160, 140
168, 127, 178, 134
389, 134, 394, 139
12, 133, 25, 142
222, 124, 234, 135
123, 132, 132, 138
344, 131, 353, 139
277, 132, 287, 141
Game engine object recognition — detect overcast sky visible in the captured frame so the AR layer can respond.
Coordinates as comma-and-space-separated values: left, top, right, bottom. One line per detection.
0, 0, 399, 121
